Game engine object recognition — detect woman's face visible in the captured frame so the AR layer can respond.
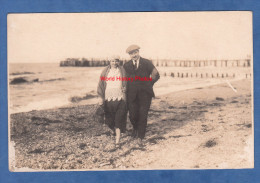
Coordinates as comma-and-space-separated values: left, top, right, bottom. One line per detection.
110, 59, 119, 68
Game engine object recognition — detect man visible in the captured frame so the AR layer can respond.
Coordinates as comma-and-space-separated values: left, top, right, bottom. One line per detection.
123, 44, 160, 146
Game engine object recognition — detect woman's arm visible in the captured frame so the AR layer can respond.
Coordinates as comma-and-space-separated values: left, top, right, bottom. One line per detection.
97, 66, 109, 104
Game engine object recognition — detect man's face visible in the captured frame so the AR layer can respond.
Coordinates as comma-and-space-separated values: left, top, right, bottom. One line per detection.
129, 50, 140, 61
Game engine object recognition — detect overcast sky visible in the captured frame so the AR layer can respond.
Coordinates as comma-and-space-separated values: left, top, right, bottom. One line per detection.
8, 12, 252, 63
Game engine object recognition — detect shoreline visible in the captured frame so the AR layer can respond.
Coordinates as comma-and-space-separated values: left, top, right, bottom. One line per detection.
9, 77, 245, 114
9, 79, 253, 170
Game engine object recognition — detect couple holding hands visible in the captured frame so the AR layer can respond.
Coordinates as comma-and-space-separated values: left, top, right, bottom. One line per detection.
97, 45, 160, 148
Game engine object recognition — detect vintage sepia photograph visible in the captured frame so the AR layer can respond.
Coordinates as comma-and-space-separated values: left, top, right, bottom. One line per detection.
8, 12, 253, 171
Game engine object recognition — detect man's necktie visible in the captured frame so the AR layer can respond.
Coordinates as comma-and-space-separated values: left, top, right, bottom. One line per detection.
134, 61, 137, 70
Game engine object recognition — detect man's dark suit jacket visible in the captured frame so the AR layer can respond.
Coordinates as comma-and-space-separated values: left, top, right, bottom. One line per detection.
123, 57, 160, 101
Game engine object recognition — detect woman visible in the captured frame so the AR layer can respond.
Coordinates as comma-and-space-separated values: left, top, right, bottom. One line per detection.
97, 56, 127, 148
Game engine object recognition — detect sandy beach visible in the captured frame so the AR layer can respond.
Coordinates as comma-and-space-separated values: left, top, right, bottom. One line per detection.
9, 78, 253, 171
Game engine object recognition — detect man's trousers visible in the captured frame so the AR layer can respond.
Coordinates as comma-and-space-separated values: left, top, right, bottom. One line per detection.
127, 91, 152, 139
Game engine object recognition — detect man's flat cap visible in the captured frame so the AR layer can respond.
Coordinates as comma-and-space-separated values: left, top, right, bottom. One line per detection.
126, 45, 140, 53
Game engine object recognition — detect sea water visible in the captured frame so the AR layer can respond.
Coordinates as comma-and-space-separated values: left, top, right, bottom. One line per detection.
9, 63, 249, 113
9, 63, 102, 113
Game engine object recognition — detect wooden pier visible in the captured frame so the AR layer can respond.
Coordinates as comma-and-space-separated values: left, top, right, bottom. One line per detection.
60, 58, 251, 68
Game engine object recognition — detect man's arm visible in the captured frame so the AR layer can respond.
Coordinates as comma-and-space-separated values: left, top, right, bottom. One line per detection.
146, 59, 160, 85
151, 67, 160, 86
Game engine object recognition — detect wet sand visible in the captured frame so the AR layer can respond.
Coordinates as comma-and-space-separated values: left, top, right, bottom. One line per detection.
9, 79, 253, 171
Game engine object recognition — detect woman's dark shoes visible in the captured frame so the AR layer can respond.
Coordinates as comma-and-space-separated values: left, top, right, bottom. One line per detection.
112, 129, 116, 136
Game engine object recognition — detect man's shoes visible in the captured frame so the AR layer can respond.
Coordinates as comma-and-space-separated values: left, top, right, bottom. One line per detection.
131, 129, 138, 138
137, 138, 145, 148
